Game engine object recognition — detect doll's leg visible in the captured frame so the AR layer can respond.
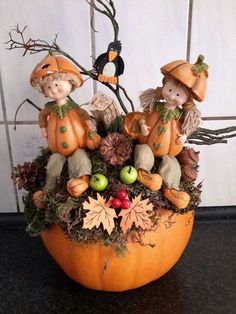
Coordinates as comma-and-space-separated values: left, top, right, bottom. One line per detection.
33, 153, 66, 208
45, 153, 66, 191
67, 148, 92, 197
134, 144, 162, 191
159, 156, 190, 209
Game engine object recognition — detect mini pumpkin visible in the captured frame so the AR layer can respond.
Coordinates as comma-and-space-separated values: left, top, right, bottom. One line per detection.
30, 55, 83, 88
67, 176, 90, 197
161, 55, 208, 102
41, 207, 194, 291
85, 130, 101, 150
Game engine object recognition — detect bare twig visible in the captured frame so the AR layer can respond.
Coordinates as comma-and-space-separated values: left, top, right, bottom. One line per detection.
13, 98, 41, 131
188, 126, 236, 145
86, 0, 119, 40
5, 24, 133, 113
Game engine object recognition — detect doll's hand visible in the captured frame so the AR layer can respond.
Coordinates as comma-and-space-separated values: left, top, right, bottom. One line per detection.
41, 128, 47, 138
85, 119, 96, 131
176, 134, 187, 145
139, 118, 150, 136
141, 124, 151, 136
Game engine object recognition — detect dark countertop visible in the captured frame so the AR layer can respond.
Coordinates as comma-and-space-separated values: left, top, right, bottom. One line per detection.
0, 212, 236, 314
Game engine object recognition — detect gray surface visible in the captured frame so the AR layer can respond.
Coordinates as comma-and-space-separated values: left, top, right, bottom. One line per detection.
0, 219, 236, 314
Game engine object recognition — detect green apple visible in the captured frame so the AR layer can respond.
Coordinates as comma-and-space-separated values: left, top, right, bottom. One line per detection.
120, 166, 138, 185
90, 173, 108, 191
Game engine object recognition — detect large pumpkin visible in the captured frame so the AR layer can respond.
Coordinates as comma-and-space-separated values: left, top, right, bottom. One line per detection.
41, 208, 194, 291
124, 109, 183, 157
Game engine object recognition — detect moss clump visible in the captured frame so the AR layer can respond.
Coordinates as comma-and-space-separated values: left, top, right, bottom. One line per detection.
17, 146, 201, 255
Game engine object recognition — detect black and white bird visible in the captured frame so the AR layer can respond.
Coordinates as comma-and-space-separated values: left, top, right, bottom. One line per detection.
94, 41, 124, 84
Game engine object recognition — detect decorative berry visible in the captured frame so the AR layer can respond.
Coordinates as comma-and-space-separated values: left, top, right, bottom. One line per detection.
116, 188, 128, 200
111, 198, 122, 209
121, 199, 131, 209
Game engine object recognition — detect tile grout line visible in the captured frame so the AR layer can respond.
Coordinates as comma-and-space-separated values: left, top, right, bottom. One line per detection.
0, 70, 20, 212
186, 0, 193, 61
89, 1, 97, 95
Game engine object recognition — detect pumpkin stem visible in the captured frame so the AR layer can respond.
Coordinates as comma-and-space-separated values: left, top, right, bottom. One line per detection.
192, 54, 209, 77
195, 54, 204, 66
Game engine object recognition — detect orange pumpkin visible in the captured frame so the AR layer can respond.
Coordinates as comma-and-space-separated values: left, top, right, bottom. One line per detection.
30, 55, 83, 88
41, 208, 194, 291
124, 109, 183, 157
67, 176, 90, 197
161, 55, 208, 102
85, 130, 101, 150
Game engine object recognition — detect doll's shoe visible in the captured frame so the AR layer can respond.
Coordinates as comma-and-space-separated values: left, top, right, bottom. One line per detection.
137, 169, 162, 191
67, 176, 90, 197
163, 188, 190, 209
33, 190, 47, 208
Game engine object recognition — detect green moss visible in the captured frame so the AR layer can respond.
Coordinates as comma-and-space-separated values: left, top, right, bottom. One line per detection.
18, 145, 201, 255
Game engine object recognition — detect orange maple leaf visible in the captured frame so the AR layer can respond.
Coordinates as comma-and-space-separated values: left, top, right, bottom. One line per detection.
119, 194, 154, 234
82, 193, 117, 235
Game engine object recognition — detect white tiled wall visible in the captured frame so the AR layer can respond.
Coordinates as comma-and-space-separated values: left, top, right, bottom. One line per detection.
0, 0, 236, 212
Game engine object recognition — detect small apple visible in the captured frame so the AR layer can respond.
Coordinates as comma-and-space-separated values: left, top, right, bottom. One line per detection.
116, 188, 128, 200
111, 198, 122, 209
89, 173, 108, 191
121, 199, 131, 209
120, 166, 138, 185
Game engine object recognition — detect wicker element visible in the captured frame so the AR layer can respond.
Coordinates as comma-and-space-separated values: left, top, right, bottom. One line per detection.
89, 92, 120, 127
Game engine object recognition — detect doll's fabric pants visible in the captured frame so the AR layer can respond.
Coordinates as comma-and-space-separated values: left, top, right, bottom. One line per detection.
134, 144, 181, 190
44, 148, 92, 191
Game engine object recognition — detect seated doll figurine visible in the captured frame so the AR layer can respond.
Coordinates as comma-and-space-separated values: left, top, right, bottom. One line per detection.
124, 55, 208, 209
30, 55, 101, 203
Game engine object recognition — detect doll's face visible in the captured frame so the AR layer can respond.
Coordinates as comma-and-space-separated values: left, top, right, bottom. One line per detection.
43, 79, 73, 100
162, 80, 188, 109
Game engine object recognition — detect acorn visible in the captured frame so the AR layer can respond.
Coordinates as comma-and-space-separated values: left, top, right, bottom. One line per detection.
181, 165, 198, 182
178, 148, 199, 166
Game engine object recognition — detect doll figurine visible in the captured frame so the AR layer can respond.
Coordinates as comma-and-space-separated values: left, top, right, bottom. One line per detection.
30, 55, 101, 202
124, 55, 208, 209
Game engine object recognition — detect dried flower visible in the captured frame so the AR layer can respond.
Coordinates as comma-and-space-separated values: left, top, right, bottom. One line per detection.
178, 148, 199, 166
11, 161, 45, 191
100, 132, 132, 166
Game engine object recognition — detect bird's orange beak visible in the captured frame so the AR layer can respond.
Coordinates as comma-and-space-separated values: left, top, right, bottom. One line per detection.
108, 51, 117, 61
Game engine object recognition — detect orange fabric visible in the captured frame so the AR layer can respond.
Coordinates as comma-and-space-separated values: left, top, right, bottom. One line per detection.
41, 208, 194, 291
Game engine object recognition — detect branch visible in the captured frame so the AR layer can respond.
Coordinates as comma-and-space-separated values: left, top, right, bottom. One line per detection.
86, 0, 119, 41
188, 126, 236, 145
5, 24, 134, 114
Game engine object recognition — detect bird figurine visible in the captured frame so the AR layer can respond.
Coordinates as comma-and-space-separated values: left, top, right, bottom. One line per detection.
94, 41, 125, 84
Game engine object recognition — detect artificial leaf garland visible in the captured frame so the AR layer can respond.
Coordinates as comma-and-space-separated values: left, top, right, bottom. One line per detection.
119, 194, 154, 234
82, 194, 117, 235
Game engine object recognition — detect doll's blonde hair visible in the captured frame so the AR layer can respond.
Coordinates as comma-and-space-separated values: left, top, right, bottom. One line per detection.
33, 72, 82, 94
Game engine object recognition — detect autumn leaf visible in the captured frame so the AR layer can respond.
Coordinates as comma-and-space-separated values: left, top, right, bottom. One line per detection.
82, 194, 117, 235
119, 194, 154, 234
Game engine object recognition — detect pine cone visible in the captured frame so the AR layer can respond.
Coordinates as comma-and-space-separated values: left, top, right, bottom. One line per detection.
11, 161, 45, 191
99, 132, 132, 166
178, 148, 199, 166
